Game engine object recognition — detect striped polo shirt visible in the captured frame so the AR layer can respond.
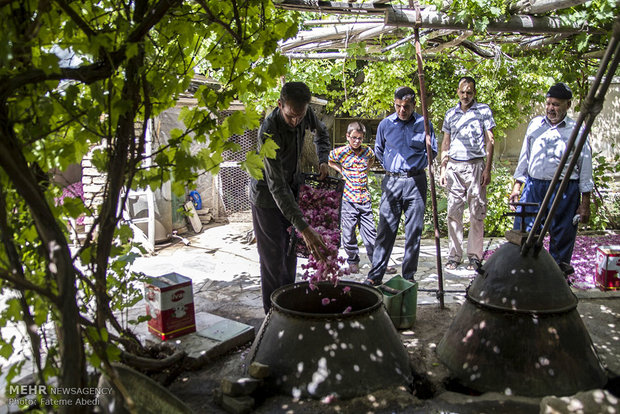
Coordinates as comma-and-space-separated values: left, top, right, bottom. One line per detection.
442, 101, 495, 161
329, 145, 375, 204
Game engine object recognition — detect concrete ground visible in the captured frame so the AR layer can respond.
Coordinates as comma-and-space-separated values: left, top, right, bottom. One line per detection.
125, 221, 620, 414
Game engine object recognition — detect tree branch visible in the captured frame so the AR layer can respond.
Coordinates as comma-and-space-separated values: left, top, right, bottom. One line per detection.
0, 268, 59, 303
0, 0, 182, 102
54, 0, 96, 38
128, 0, 183, 43
0, 105, 85, 398
424, 30, 473, 54
461, 39, 496, 58
195, 0, 243, 43
0, 184, 48, 383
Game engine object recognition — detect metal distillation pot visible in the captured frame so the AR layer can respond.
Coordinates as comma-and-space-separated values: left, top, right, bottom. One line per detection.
437, 242, 607, 397
247, 281, 412, 399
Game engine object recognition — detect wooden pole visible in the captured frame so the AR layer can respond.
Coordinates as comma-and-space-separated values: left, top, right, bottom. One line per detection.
412, 5, 445, 309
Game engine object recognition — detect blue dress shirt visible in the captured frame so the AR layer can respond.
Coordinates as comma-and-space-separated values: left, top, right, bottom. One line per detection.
375, 112, 438, 173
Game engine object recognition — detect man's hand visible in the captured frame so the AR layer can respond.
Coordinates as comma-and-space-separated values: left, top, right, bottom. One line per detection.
300, 226, 328, 262
577, 193, 591, 224
318, 162, 329, 180
508, 182, 522, 211
439, 168, 447, 187
481, 168, 492, 187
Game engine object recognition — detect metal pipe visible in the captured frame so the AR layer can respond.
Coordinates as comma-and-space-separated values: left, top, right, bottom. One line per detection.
413, 3, 445, 309
418, 288, 464, 293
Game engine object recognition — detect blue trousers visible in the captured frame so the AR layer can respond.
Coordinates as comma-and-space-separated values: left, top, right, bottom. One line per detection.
251, 204, 297, 314
340, 200, 377, 264
367, 173, 427, 282
513, 177, 580, 265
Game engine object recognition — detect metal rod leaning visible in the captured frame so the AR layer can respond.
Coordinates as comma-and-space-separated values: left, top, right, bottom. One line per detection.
413, 1, 445, 309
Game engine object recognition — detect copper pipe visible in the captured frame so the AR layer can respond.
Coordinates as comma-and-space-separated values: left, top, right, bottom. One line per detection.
413, 2, 444, 309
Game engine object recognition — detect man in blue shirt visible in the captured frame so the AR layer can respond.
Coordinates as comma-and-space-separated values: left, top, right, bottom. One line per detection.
364, 87, 438, 285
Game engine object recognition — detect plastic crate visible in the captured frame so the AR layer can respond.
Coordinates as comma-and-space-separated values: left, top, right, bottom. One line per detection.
379, 275, 418, 330
293, 173, 344, 258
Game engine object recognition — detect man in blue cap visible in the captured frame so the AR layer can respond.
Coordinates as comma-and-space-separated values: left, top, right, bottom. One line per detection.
509, 82, 593, 278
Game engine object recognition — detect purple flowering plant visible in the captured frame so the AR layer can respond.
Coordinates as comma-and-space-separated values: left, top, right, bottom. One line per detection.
54, 182, 86, 225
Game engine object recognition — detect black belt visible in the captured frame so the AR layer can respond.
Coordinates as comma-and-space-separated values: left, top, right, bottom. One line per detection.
385, 169, 423, 178
449, 157, 484, 163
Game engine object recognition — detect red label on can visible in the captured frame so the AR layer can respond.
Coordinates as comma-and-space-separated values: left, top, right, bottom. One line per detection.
171, 290, 185, 302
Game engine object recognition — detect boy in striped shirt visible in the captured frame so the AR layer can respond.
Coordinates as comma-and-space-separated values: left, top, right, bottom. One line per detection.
328, 121, 377, 274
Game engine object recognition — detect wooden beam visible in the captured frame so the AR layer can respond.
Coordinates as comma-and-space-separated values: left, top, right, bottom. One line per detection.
520, 33, 572, 49
304, 18, 384, 26
582, 49, 606, 58
424, 31, 473, 54
386, 7, 599, 34
283, 52, 408, 61
276, 0, 389, 15
509, 0, 591, 14
461, 40, 496, 58
353, 25, 395, 42
279, 23, 382, 51
284, 27, 395, 52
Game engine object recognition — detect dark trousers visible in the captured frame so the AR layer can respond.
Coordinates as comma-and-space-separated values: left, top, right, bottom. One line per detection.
251, 204, 297, 313
513, 177, 580, 264
340, 200, 377, 264
367, 173, 427, 282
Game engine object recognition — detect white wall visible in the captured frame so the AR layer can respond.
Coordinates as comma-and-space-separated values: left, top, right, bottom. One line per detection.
497, 79, 620, 164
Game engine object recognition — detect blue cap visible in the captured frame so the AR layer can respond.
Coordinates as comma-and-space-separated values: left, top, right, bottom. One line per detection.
546, 82, 572, 100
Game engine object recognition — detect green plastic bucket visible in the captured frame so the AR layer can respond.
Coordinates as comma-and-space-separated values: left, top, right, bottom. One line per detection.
379, 275, 418, 329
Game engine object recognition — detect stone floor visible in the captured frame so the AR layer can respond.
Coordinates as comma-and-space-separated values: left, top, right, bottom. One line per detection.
1, 220, 619, 413
124, 221, 620, 413
129, 220, 496, 310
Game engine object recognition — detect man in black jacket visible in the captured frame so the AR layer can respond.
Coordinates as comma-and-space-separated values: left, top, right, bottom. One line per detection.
249, 82, 331, 313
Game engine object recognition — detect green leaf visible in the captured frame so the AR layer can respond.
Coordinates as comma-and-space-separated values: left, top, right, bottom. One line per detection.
5, 298, 21, 321
0, 343, 14, 359
259, 138, 279, 159
88, 352, 101, 368
240, 151, 265, 180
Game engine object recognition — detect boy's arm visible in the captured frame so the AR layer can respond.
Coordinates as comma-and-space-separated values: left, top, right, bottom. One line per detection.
366, 155, 375, 172
328, 148, 342, 175
328, 160, 342, 175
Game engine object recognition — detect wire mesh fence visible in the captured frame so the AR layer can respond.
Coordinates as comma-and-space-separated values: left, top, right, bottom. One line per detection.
220, 118, 258, 219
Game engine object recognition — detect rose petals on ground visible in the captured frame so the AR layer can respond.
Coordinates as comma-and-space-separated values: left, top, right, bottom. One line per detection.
482, 233, 620, 289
